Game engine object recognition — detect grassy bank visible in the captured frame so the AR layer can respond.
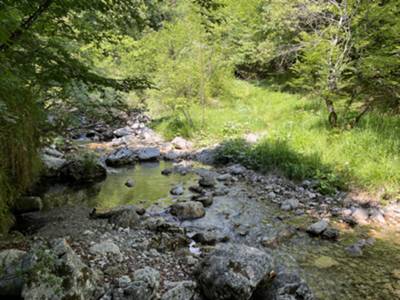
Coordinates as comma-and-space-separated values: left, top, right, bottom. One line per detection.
151, 80, 400, 198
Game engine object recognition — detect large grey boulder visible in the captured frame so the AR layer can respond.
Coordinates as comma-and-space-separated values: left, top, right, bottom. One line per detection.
60, 159, 107, 183
161, 281, 199, 300
0, 249, 27, 297
22, 239, 97, 300
170, 202, 205, 220
252, 271, 314, 300
41, 153, 67, 177
14, 196, 43, 214
124, 267, 160, 300
195, 244, 274, 300
106, 148, 136, 166
137, 147, 160, 161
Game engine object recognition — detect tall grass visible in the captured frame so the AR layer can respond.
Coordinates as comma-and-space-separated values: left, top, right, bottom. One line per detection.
151, 80, 400, 198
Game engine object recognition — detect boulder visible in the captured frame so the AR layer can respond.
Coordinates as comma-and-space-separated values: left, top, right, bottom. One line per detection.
280, 199, 299, 211
22, 239, 97, 300
172, 137, 192, 150
60, 159, 107, 183
198, 176, 215, 188
0, 249, 27, 297
252, 271, 314, 300
89, 240, 121, 259
170, 202, 205, 220
195, 244, 274, 300
161, 281, 198, 300
227, 164, 246, 176
306, 220, 328, 236
41, 153, 67, 177
114, 127, 134, 138
14, 196, 43, 214
106, 148, 136, 166
124, 267, 160, 300
137, 147, 160, 161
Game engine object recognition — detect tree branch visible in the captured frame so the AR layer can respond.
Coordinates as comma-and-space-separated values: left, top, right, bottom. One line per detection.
0, 0, 55, 52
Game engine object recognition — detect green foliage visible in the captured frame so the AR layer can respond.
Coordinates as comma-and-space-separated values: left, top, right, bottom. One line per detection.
215, 138, 346, 194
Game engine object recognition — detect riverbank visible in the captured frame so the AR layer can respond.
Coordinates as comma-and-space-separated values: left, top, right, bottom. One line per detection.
1, 112, 400, 299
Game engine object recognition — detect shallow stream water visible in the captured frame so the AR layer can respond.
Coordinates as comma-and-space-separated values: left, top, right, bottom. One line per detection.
39, 161, 400, 299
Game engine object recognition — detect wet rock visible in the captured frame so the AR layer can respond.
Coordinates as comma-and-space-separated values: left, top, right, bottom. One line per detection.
306, 220, 328, 236
114, 127, 134, 137
0, 249, 27, 297
161, 281, 198, 300
253, 271, 314, 300
195, 243, 274, 300
170, 202, 206, 220
124, 267, 160, 300
280, 199, 299, 211
89, 240, 121, 257
171, 185, 184, 196
14, 196, 43, 214
22, 239, 97, 300
192, 195, 213, 207
321, 227, 339, 240
137, 147, 160, 161
198, 176, 215, 188
172, 137, 192, 150
125, 179, 135, 188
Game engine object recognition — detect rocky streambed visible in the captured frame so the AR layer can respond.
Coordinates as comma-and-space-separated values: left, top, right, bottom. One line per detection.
1, 114, 400, 300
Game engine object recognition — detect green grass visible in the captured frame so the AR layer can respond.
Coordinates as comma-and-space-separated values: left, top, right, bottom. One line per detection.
150, 80, 400, 198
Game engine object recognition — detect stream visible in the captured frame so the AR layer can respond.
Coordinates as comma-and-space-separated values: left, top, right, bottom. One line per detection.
26, 161, 400, 299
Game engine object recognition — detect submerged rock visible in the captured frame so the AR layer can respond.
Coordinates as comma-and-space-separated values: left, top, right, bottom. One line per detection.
195, 243, 274, 300
171, 185, 185, 196
170, 202, 205, 220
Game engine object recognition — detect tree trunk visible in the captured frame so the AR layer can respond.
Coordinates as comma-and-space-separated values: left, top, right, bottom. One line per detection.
324, 98, 338, 127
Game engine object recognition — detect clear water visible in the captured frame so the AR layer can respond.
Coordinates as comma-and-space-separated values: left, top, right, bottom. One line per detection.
41, 161, 198, 210
39, 161, 400, 299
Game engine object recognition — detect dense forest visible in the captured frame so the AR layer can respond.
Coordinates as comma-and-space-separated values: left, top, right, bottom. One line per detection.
0, 1, 400, 299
